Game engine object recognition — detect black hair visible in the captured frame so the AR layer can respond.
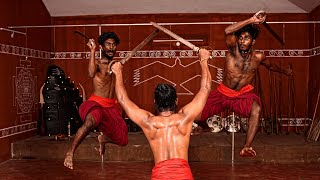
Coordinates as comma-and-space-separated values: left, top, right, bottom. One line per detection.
154, 84, 177, 113
98, 32, 120, 45
235, 24, 261, 40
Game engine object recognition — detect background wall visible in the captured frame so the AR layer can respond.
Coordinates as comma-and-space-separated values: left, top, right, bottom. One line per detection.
52, 14, 309, 121
0, 0, 51, 162
309, 6, 320, 121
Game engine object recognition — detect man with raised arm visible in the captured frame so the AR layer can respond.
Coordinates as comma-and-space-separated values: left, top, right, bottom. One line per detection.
111, 48, 212, 179
196, 11, 292, 157
64, 32, 128, 169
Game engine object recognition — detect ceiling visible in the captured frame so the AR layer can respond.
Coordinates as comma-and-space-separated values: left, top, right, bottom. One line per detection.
42, 0, 320, 17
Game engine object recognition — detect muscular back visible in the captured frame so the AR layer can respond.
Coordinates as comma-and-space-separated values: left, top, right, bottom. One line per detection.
144, 113, 193, 164
92, 62, 116, 98
113, 49, 212, 165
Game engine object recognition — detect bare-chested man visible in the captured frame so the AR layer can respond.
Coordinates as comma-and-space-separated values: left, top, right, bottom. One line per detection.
64, 32, 128, 169
196, 11, 292, 157
111, 49, 211, 179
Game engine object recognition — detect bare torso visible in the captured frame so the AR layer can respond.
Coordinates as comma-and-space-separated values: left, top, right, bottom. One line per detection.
144, 112, 193, 164
92, 61, 116, 98
223, 45, 264, 91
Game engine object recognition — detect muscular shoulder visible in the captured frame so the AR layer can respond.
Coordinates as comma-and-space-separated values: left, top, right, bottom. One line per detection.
253, 51, 266, 61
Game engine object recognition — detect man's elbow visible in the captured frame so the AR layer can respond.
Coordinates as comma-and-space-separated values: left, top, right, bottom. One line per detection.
206, 82, 212, 92
203, 79, 212, 93
116, 93, 126, 106
88, 72, 95, 78
225, 27, 232, 35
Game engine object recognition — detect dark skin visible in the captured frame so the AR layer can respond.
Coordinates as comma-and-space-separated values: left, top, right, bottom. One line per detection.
197, 12, 292, 157
112, 49, 212, 164
64, 38, 118, 170
225, 15, 292, 157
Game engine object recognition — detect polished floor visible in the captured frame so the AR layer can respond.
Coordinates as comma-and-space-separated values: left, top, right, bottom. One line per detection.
0, 159, 319, 180
12, 132, 320, 163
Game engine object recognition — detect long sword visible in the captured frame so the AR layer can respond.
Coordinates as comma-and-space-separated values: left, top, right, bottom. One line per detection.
262, 22, 285, 46
150, 22, 200, 52
119, 29, 159, 64
108, 29, 159, 73
254, 10, 285, 46
74, 30, 90, 40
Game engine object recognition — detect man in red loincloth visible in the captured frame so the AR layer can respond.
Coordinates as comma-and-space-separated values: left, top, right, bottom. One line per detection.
196, 11, 292, 157
64, 32, 128, 169
111, 48, 212, 179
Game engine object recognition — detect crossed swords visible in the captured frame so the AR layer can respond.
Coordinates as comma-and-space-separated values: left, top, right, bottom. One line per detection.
75, 11, 284, 74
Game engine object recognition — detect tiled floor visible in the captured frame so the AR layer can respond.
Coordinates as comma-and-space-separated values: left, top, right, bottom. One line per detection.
0, 159, 319, 180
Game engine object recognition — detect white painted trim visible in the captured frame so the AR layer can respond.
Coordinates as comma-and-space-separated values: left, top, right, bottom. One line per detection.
7, 21, 320, 29
0, 28, 26, 35
0, 122, 37, 139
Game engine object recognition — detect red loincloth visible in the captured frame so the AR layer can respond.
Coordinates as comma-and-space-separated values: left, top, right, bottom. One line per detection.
151, 158, 194, 180
201, 83, 262, 121
79, 94, 128, 146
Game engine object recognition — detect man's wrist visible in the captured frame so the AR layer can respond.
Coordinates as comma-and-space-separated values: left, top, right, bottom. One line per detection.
200, 57, 209, 63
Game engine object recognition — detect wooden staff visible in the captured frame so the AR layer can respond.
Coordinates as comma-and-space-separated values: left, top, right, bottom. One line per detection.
273, 73, 279, 134
304, 67, 310, 134
108, 29, 159, 73
268, 70, 274, 134
287, 66, 291, 135
308, 89, 320, 138
289, 64, 298, 134
311, 101, 320, 140
279, 68, 283, 134
311, 119, 320, 140
314, 120, 320, 141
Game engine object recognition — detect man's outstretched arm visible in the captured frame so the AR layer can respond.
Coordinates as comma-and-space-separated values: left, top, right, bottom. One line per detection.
260, 55, 292, 76
112, 62, 153, 129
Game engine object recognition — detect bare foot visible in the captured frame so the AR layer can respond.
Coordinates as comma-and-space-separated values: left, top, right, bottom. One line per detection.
98, 133, 106, 157
240, 147, 256, 157
64, 153, 74, 169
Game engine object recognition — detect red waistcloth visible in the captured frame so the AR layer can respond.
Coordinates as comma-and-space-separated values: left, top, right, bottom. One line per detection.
217, 83, 254, 97
151, 158, 193, 180
79, 95, 128, 146
201, 83, 261, 121
88, 94, 122, 114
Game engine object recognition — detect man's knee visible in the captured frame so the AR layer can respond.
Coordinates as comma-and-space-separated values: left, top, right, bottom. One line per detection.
111, 127, 128, 146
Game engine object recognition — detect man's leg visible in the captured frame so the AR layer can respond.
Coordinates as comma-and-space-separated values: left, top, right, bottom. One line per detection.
97, 108, 128, 157
97, 132, 112, 157
240, 101, 261, 157
64, 113, 95, 169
